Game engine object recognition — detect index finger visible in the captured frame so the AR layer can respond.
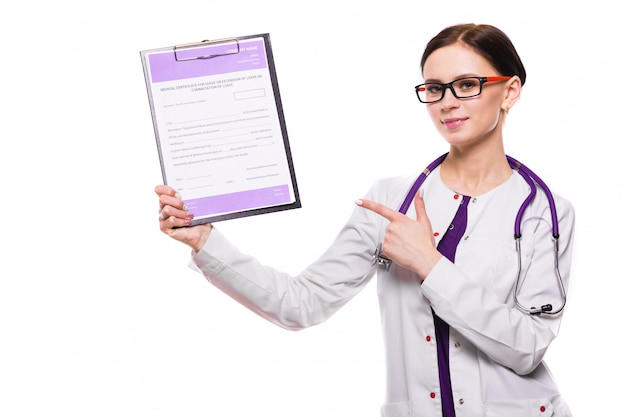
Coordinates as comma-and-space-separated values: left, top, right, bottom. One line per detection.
154, 184, 177, 197
155, 185, 186, 211
356, 198, 404, 222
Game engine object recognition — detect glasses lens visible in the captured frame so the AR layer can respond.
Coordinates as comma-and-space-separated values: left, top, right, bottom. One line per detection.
417, 83, 443, 103
451, 77, 482, 98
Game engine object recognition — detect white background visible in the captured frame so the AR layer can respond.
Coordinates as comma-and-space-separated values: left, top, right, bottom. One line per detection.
1, 0, 623, 415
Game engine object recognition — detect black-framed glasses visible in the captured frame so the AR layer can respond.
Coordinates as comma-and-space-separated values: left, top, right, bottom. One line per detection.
415, 76, 512, 103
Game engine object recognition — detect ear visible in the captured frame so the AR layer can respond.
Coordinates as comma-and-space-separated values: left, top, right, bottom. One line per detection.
502, 76, 522, 113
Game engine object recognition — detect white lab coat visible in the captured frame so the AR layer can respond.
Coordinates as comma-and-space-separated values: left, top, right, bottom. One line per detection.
191, 166, 575, 417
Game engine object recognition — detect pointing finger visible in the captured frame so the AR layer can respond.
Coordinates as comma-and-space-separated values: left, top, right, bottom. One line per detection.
356, 199, 404, 222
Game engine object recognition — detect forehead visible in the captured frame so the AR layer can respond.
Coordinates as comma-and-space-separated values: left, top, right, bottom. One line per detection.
422, 43, 498, 81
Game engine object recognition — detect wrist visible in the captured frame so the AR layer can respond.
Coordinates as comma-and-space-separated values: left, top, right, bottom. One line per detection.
417, 250, 443, 281
188, 224, 213, 253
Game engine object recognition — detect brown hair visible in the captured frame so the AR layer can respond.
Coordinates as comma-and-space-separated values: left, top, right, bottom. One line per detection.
421, 24, 527, 86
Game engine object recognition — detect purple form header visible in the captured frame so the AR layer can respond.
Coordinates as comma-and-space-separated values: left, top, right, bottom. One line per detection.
149, 39, 267, 83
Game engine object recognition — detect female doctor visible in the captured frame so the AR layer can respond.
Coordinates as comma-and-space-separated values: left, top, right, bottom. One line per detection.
155, 24, 575, 417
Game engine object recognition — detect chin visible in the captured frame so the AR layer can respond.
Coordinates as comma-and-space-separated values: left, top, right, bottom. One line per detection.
439, 131, 472, 146
439, 127, 498, 149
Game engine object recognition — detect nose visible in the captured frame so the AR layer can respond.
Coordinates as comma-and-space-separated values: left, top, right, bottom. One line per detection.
439, 87, 460, 111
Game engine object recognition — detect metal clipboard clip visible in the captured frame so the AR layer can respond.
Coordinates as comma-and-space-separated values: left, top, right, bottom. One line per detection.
173, 38, 240, 62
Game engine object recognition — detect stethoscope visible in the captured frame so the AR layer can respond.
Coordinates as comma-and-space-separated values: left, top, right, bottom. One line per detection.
373, 153, 566, 316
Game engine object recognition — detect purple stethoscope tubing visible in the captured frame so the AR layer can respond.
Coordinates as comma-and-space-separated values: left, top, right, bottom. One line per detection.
390, 153, 566, 316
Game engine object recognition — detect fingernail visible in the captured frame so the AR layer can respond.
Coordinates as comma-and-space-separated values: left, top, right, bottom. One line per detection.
183, 204, 188, 211
175, 192, 181, 199
355, 199, 363, 206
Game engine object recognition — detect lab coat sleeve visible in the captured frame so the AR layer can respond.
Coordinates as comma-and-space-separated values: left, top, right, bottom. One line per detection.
189, 183, 389, 330
421, 195, 575, 375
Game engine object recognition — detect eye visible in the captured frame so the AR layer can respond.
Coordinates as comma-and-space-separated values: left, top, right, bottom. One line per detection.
456, 78, 479, 91
425, 84, 443, 94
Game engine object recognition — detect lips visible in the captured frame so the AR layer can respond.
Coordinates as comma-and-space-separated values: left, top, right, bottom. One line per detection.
442, 117, 467, 129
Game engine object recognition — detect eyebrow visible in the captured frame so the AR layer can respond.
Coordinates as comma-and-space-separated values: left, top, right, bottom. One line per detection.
423, 73, 480, 83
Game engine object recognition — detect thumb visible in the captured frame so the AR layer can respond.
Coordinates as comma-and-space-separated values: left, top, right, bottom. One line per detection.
414, 192, 435, 246
413, 192, 427, 221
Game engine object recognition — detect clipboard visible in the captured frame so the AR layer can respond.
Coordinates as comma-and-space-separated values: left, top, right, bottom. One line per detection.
140, 34, 301, 225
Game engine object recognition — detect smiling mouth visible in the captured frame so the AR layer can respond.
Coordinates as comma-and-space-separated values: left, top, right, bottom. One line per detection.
442, 118, 467, 128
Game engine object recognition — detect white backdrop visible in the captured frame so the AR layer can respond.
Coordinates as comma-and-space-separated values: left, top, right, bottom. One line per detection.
1, 0, 623, 415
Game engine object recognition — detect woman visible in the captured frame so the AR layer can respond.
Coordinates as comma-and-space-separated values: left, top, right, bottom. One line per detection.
156, 24, 575, 417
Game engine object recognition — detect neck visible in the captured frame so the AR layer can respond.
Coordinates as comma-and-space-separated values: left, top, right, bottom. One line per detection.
440, 145, 512, 197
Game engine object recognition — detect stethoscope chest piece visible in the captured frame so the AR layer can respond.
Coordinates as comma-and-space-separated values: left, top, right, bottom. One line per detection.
373, 243, 392, 270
